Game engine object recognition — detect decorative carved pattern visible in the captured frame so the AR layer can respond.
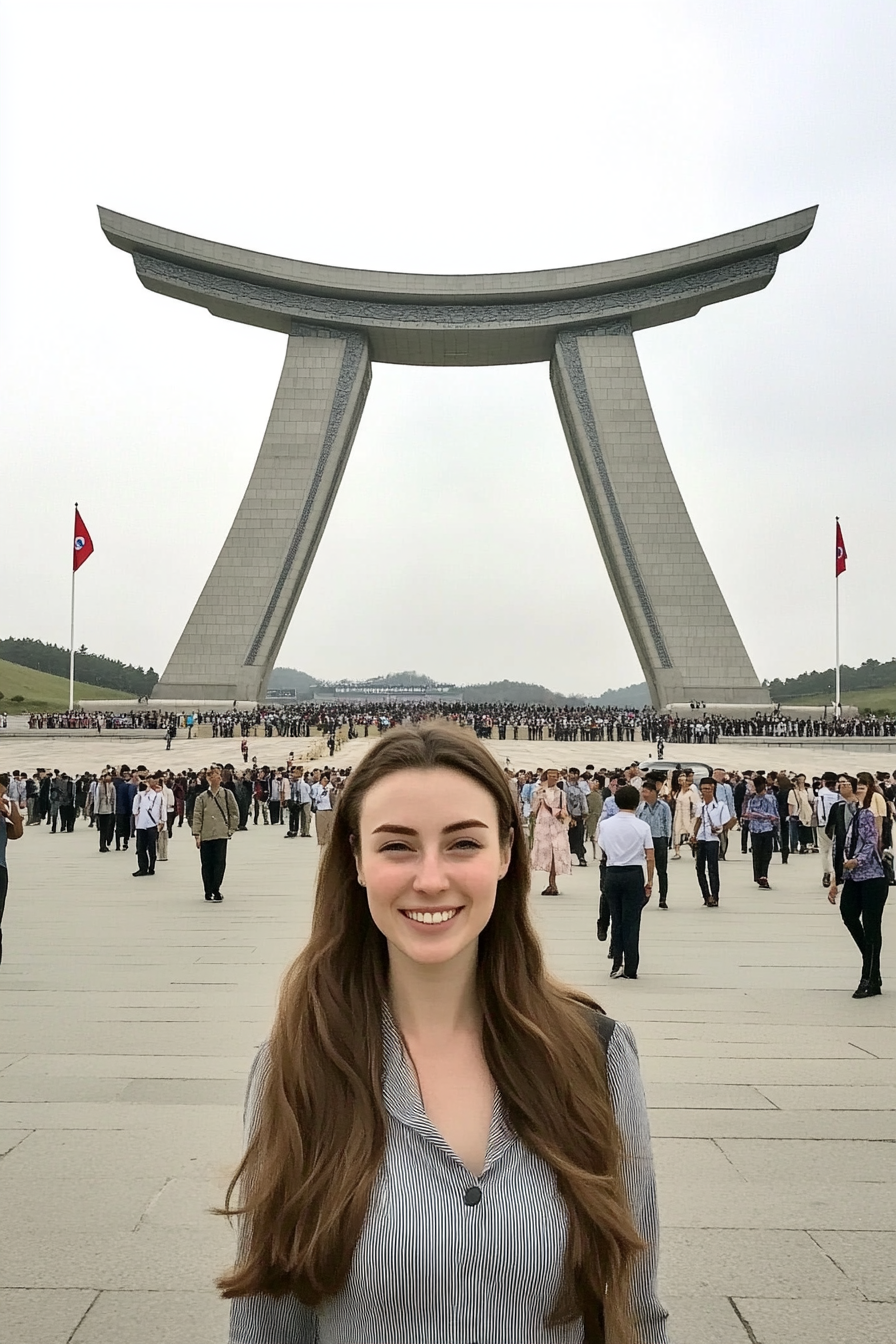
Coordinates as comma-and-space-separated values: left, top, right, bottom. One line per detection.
135, 252, 776, 333
555, 329, 674, 671
244, 328, 368, 666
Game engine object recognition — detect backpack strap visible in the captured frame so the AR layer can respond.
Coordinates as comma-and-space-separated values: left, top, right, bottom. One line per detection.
584, 1006, 617, 1056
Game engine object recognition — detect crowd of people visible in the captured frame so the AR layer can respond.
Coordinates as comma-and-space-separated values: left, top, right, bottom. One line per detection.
2, 739, 893, 993
12, 700, 896, 742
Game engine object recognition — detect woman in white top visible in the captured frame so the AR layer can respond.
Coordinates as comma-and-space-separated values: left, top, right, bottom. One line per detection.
219, 726, 667, 1343
310, 774, 334, 846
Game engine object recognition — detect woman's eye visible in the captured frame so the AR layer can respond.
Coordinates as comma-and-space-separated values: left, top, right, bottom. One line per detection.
451, 839, 483, 851
380, 842, 413, 853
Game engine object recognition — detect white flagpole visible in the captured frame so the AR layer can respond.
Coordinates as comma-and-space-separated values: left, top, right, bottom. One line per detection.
69, 503, 77, 712
834, 515, 841, 719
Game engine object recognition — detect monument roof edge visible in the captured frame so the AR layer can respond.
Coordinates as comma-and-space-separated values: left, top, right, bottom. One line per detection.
97, 204, 817, 305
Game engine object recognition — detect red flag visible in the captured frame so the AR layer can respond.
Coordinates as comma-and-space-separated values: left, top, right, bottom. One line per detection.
73, 507, 94, 572
835, 519, 847, 577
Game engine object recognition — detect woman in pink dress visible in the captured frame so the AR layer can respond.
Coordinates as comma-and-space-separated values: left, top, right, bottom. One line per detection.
530, 769, 572, 895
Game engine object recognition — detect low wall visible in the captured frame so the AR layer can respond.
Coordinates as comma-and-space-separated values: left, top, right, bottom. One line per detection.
717, 735, 895, 750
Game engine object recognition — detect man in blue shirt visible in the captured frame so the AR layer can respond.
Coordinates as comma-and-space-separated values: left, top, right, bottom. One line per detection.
742, 775, 780, 889
637, 780, 673, 908
712, 769, 737, 860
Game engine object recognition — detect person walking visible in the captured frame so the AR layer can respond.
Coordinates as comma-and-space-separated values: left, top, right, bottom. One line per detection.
637, 779, 672, 908
671, 769, 698, 859
0, 773, 25, 965
742, 775, 779, 889
311, 773, 334, 846
155, 776, 174, 861
815, 772, 841, 888
220, 725, 668, 1344
530, 769, 571, 895
711, 769, 736, 860
564, 767, 589, 867
774, 771, 797, 864
132, 779, 165, 877
192, 766, 240, 902
94, 773, 117, 852
598, 784, 654, 979
689, 778, 733, 907
829, 778, 888, 998
114, 768, 134, 851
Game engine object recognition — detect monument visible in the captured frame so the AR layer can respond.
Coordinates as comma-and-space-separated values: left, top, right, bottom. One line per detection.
100, 205, 816, 708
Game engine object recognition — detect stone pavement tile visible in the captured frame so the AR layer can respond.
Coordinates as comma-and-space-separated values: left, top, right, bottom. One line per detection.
0, 1128, 31, 1156
2, 1053, 252, 1078
1, 1226, 236, 1290
757, 1085, 896, 1110
139, 1177, 227, 1228
0, 1077, 129, 1103
119, 1078, 247, 1105
643, 1083, 777, 1109
0, 1174, 169, 1234
846, 1027, 896, 1058
659, 1181, 896, 1230
664, 1295, 748, 1344
733, 1298, 896, 1344
634, 1037, 872, 1059
0, 1129, 231, 1183
69, 1290, 230, 1344
715, 1138, 896, 1182
0, 1101, 247, 1139
649, 1110, 896, 1140
641, 1057, 894, 1085
808, 1230, 896, 1301
0, 1055, 25, 1072
660, 1229, 859, 1298
0, 1288, 98, 1344
651, 1138, 746, 1186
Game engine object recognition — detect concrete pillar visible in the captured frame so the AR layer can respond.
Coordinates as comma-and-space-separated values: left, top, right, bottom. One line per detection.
550, 323, 765, 708
154, 323, 370, 702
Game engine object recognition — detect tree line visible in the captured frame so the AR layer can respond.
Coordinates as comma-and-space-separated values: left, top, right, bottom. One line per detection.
0, 637, 159, 698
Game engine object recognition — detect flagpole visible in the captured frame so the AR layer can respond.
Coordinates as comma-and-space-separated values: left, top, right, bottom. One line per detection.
834, 515, 841, 719
69, 503, 77, 712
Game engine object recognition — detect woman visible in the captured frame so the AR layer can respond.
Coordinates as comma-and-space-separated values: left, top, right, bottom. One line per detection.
792, 775, 815, 854
0, 772, 25, 964
530, 769, 572, 896
856, 771, 888, 844
671, 769, 697, 859
829, 777, 888, 998
219, 726, 667, 1343
312, 774, 334, 846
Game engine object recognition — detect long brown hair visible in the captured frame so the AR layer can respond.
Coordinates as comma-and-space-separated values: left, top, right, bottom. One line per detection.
217, 724, 644, 1341
857, 771, 879, 809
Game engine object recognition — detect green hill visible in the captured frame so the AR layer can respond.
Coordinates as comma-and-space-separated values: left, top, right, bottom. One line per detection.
0, 658, 130, 713
779, 685, 896, 715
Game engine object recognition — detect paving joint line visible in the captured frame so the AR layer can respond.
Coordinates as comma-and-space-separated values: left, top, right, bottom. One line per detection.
728, 1296, 760, 1342
66, 1289, 102, 1343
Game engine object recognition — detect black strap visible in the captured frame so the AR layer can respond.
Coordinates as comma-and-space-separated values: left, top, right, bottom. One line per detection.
585, 1006, 617, 1055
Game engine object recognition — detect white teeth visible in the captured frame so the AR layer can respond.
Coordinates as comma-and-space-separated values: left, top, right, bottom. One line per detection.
404, 908, 458, 925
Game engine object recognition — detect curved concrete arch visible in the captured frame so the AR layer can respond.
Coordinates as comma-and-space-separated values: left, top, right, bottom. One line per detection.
99, 206, 816, 706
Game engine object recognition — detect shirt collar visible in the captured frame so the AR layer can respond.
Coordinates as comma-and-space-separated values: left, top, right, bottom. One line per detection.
381, 1001, 516, 1174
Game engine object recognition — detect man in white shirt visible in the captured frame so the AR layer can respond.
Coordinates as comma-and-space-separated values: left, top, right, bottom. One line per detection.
690, 778, 734, 906
599, 785, 655, 981
815, 772, 841, 890
132, 780, 165, 877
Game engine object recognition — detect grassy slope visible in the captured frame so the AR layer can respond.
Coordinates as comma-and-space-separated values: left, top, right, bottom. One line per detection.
780, 685, 896, 714
0, 658, 130, 713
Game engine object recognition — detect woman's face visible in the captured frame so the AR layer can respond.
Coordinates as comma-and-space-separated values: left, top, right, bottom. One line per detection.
856, 782, 867, 803
356, 768, 511, 969
545, 770, 559, 787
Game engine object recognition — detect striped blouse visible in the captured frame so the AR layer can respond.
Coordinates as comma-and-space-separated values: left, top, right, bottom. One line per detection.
228, 1007, 669, 1344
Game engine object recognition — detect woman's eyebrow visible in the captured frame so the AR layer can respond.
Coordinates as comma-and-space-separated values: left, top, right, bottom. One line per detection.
369, 819, 489, 836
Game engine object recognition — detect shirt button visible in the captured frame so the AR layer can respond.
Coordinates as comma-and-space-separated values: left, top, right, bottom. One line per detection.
463, 1186, 482, 1207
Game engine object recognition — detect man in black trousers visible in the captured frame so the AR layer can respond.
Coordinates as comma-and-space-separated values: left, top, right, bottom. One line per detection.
598, 785, 655, 980
191, 766, 240, 902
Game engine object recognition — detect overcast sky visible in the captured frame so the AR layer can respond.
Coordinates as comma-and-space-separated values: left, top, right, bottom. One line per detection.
2, 1, 894, 696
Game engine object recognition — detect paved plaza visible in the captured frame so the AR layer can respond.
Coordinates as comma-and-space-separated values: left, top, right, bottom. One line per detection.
0, 734, 894, 1343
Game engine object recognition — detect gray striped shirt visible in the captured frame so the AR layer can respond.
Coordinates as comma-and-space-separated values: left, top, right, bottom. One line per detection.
229, 1007, 668, 1343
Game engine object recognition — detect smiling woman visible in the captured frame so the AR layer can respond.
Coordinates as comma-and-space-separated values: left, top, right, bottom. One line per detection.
218, 725, 668, 1344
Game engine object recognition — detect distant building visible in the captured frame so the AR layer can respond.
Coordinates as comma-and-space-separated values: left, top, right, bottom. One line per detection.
312, 684, 462, 705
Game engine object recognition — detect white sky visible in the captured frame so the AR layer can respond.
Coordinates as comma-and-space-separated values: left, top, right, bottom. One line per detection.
2, 0, 894, 696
